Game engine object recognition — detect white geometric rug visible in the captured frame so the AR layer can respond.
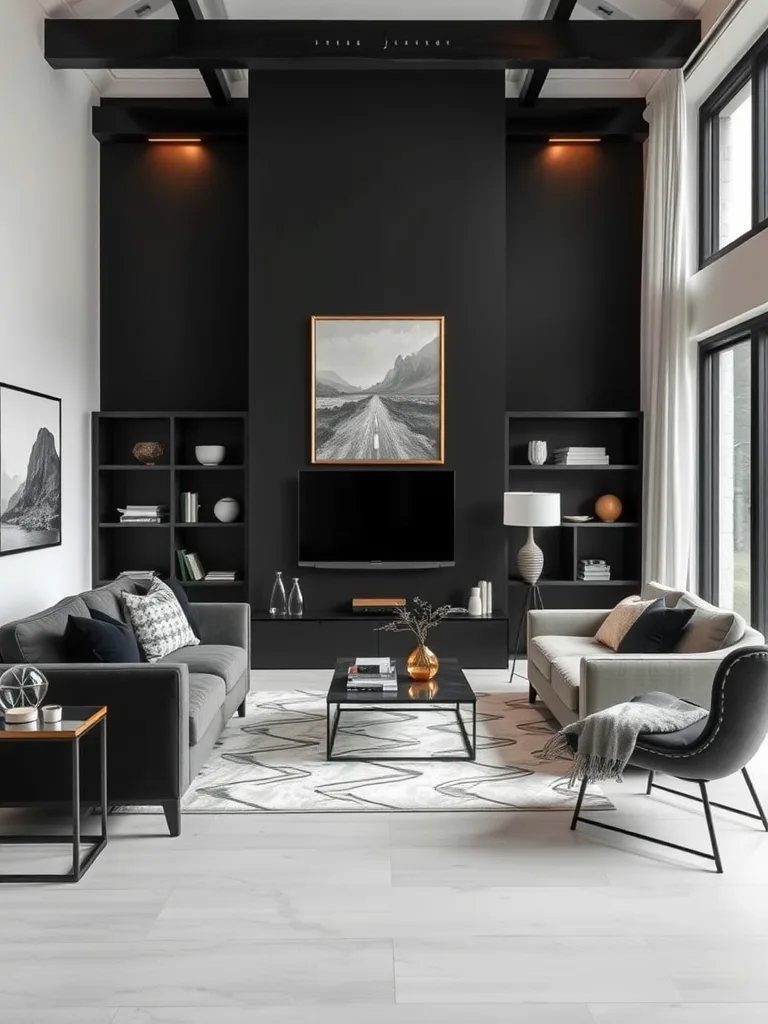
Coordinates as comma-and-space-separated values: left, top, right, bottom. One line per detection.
119, 690, 613, 814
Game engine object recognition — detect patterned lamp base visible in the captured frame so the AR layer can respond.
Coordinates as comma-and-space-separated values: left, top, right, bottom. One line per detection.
517, 527, 544, 585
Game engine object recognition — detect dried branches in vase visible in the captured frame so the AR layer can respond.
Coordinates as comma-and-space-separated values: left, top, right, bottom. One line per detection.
377, 596, 454, 680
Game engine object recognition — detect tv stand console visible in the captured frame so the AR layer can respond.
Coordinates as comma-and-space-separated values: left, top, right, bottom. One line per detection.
250, 611, 509, 669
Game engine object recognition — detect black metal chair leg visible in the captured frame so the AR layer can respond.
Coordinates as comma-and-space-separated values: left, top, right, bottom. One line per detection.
699, 782, 723, 873
742, 768, 768, 831
646, 770, 655, 794
570, 776, 588, 831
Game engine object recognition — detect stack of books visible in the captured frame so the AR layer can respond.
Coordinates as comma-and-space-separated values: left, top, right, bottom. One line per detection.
118, 504, 168, 524
346, 657, 398, 692
176, 549, 205, 581
119, 570, 156, 582
204, 571, 238, 583
554, 447, 609, 466
578, 559, 611, 581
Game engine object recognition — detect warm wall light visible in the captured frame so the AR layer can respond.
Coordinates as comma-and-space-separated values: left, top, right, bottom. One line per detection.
548, 137, 601, 144
147, 137, 203, 143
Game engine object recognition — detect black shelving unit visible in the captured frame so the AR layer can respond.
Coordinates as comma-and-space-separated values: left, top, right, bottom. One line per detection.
505, 411, 643, 651
92, 412, 248, 600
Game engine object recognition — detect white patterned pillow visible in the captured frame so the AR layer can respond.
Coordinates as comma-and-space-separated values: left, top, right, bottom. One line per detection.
122, 578, 200, 663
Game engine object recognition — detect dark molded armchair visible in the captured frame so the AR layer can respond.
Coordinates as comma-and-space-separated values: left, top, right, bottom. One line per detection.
570, 645, 768, 872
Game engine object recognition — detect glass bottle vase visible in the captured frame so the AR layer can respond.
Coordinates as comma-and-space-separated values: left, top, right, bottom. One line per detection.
288, 578, 304, 617
406, 643, 439, 681
268, 571, 287, 616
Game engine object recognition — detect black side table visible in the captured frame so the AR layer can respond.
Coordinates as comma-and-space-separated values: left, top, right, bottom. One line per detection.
0, 705, 107, 883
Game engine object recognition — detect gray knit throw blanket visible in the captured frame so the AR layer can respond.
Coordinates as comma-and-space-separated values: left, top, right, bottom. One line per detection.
542, 692, 708, 784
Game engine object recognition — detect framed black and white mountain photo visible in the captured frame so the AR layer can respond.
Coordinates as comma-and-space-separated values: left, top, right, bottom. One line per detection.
0, 383, 61, 556
311, 316, 445, 464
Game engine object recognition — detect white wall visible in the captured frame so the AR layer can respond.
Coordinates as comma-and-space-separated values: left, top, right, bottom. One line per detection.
0, 0, 98, 622
687, 0, 768, 339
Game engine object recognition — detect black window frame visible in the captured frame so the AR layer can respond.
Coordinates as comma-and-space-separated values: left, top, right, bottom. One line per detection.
699, 319, 768, 634
699, 25, 768, 267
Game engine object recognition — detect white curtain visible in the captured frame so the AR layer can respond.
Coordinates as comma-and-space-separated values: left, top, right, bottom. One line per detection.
641, 70, 696, 589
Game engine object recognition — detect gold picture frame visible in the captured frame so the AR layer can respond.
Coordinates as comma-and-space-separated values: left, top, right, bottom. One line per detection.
310, 315, 445, 465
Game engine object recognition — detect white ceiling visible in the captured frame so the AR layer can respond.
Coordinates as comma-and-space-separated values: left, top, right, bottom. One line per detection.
40, 0, 715, 101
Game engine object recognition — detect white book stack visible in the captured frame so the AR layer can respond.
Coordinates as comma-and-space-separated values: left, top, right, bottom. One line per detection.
554, 447, 609, 466
578, 558, 611, 581
118, 504, 168, 524
204, 571, 238, 582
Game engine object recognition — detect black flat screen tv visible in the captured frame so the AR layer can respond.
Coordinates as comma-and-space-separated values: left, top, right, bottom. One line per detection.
298, 469, 455, 569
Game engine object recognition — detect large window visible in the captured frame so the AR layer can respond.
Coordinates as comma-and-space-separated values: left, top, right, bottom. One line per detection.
700, 328, 768, 631
699, 31, 768, 264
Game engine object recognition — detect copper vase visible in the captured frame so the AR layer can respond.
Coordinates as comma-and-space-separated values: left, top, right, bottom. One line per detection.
406, 643, 439, 681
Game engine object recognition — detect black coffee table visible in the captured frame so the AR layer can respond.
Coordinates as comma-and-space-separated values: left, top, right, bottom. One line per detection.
326, 657, 477, 761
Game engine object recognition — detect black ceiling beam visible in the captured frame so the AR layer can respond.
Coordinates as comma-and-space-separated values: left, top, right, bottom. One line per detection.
92, 99, 247, 141
506, 98, 648, 141
44, 19, 700, 71
519, 0, 578, 108
170, 0, 231, 106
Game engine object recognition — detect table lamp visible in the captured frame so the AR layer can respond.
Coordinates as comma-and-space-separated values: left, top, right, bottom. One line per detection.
503, 491, 561, 584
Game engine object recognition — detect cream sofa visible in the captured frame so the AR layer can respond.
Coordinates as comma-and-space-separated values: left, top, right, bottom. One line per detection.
526, 581, 765, 726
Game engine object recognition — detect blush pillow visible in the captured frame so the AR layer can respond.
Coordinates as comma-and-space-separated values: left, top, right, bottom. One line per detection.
595, 596, 652, 651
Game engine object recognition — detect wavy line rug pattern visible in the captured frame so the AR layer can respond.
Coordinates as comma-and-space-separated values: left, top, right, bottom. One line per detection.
119, 691, 614, 814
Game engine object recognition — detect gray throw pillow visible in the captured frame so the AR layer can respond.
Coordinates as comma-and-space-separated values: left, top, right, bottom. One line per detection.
641, 580, 684, 608
674, 593, 747, 653
122, 578, 200, 663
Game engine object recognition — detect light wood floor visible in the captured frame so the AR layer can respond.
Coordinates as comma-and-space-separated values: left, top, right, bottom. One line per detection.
1, 664, 768, 1023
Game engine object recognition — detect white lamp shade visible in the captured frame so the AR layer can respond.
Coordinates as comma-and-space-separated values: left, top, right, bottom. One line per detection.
503, 491, 561, 527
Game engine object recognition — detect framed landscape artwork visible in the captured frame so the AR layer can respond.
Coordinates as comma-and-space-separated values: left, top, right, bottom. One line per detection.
311, 316, 445, 464
0, 383, 61, 556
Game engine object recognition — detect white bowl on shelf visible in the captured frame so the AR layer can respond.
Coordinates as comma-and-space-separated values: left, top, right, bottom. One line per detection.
195, 445, 226, 466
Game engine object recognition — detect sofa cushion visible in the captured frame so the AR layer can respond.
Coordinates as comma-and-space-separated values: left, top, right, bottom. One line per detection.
529, 635, 607, 681
595, 596, 652, 651
64, 610, 141, 664
189, 673, 226, 745
0, 595, 91, 664
550, 657, 581, 711
674, 593, 747, 653
81, 575, 143, 623
641, 581, 684, 608
135, 577, 201, 640
122, 579, 200, 663
617, 599, 695, 655
159, 644, 246, 694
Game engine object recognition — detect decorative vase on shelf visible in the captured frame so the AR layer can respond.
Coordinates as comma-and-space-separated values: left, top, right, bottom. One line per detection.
528, 440, 547, 466
214, 497, 240, 523
268, 572, 287, 616
468, 587, 482, 617
288, 578, 304, 617
195, 445, 226, 466
132, 441, 164, 466
406, 644, 439, 682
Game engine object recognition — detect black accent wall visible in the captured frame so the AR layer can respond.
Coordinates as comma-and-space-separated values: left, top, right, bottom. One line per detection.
100, 141, 248, 412
249, 71, 507, 612
506, 140, 643, 411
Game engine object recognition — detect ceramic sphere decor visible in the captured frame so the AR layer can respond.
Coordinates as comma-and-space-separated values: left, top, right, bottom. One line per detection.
406, 643, 439, 682
0, 665, 49, 711
131, 441, 164, 466
195, 445, 226, 466
214, 497, 240, 523
595, 494, 623, 523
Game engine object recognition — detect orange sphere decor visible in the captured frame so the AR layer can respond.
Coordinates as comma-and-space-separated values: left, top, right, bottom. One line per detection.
595, 494, 623, 523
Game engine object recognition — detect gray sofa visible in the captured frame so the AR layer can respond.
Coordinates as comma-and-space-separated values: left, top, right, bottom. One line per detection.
0, 575, 250, 835
527, 581, 764, 726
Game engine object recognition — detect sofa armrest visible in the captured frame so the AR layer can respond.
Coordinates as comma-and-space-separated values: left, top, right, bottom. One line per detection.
528, 608, 611, 642
191, 603, 250, 652
0, 662, 190, 800
578, 655, 723, 718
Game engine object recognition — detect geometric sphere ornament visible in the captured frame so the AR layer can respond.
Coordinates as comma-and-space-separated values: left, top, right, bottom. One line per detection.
0, 665, 49, 711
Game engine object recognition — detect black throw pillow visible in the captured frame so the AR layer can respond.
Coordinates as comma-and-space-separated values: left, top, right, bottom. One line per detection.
134, 576, 201, 641
65, 610, 141, 664
617, 598, 695, 655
